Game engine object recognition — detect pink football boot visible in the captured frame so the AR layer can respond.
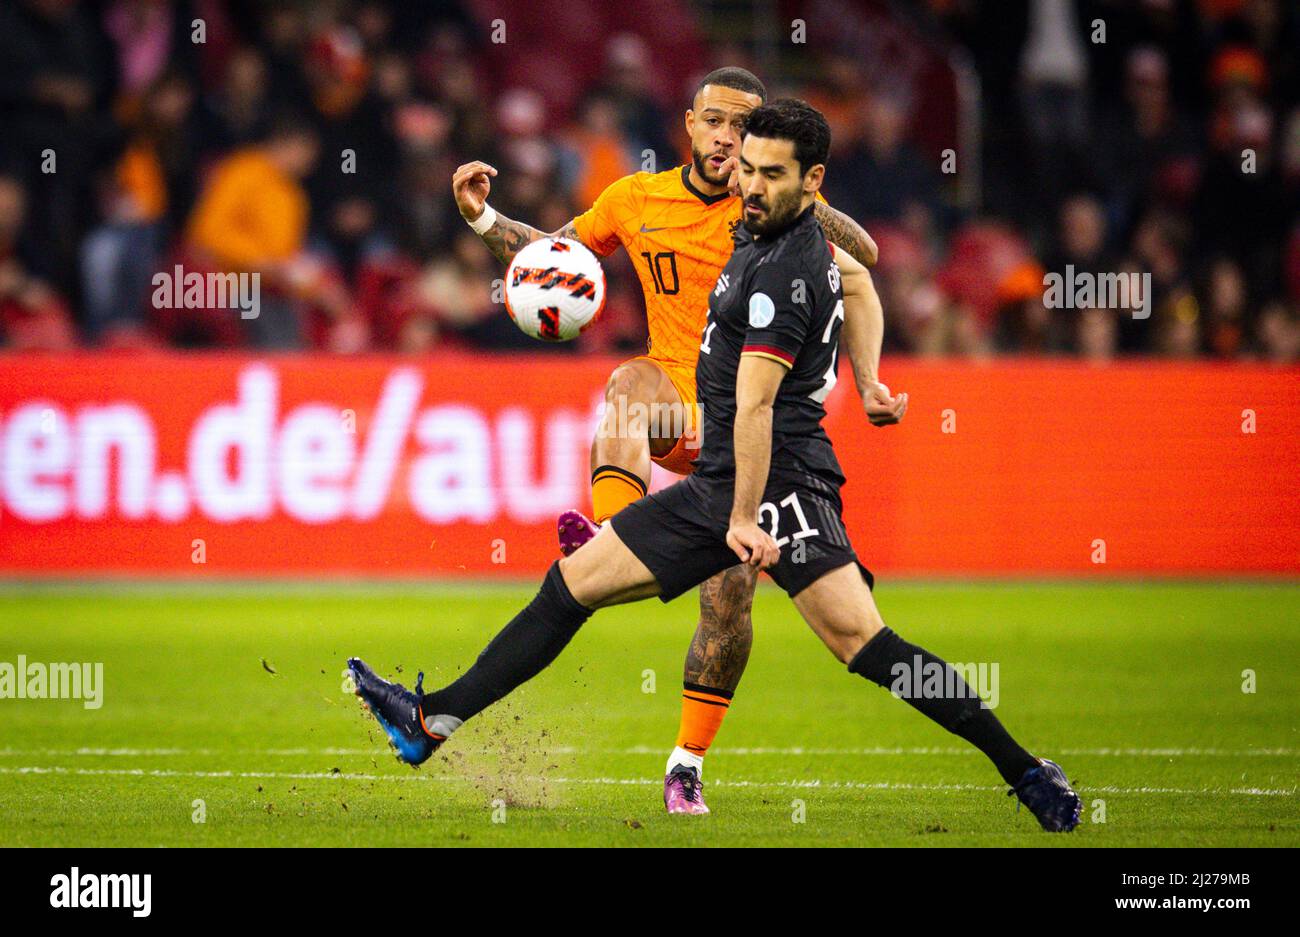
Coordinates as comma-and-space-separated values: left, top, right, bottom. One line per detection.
557, 509, 601, 557
664, 765, 710, 815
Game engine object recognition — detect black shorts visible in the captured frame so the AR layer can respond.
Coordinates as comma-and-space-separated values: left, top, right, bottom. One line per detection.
609, 469, 873, 602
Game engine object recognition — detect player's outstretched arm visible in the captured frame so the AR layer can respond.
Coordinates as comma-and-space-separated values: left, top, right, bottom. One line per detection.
726, 355, 785, 569
832, 245, 908, 427
452, 160, 578, 266
814, 201, 879, 268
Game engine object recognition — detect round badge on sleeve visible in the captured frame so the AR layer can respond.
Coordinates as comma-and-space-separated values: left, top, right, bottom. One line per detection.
748, 292, 775, 328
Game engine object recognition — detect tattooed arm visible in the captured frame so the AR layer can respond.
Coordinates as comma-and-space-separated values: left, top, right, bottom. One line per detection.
814, 201, 878, 268
478, 215, 579, 267
451, 159, 579, 266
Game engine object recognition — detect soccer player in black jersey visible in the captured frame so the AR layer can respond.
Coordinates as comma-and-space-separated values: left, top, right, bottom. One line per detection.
348, 100, 1081, 832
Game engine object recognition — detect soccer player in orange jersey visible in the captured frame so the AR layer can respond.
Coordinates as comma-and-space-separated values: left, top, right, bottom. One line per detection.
451, 68, 906, 814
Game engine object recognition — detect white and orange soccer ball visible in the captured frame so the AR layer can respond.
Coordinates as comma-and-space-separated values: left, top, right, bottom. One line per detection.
504, 237, 606, 341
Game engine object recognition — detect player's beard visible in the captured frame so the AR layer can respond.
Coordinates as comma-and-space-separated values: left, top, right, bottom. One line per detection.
691, 146, 731, 188
742, 186, 804, 237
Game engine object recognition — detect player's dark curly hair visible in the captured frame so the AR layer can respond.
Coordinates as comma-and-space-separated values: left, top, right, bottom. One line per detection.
742, 99, 831, 176
694, 67, 767, 105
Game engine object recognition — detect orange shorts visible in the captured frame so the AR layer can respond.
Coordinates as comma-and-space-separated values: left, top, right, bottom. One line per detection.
630, 355, 701, 477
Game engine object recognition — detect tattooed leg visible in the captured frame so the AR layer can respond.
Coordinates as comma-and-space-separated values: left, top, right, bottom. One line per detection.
684, 563, 758, 694
665, 564, 758, 798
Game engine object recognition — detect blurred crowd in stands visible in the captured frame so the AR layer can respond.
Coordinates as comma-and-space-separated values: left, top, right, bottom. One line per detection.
0, 0, 1296, 361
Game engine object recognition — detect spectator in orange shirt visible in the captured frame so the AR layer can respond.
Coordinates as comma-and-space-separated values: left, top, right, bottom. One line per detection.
187, 117, 314, 270
567, 93, 636, 210
182, 116, 344, 347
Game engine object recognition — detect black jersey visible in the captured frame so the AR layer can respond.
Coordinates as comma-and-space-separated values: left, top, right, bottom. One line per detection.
693, 203, 847, 487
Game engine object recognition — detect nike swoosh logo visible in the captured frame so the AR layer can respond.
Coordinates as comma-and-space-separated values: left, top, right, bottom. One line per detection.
639, 224, 669, 233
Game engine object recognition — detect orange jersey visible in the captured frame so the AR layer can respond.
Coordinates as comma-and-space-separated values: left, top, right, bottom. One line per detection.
187, 148, 309, 267
572, 165, 741, 369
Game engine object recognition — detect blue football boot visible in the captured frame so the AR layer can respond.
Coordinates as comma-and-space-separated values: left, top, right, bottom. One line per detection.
347, 657, 447, 766
1009, 758, 1082, 832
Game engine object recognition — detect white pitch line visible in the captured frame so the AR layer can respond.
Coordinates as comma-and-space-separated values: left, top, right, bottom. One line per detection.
569, 745, 1300, 758
0, 746, 1296, 758
0, 765, 1294, 797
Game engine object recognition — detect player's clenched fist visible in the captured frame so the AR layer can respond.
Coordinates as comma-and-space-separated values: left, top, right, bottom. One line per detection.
726, 521, 780, 569
452, 160, 497, 221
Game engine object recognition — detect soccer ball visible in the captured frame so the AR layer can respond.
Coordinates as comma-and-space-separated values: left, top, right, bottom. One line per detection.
504, 238, 606, 341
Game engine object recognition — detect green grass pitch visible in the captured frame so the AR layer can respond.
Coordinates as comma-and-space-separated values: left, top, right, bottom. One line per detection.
1, 581, 1296, 847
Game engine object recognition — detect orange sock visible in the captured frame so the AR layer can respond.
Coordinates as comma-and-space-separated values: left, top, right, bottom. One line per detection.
675, 683, 733, 756
590, 464, 647, 524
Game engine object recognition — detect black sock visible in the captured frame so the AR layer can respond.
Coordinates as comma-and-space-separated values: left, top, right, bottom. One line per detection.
420, 562, 592, 726
848, 627, 1038, 786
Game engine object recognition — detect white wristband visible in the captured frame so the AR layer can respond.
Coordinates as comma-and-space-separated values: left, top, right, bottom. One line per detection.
467, 203, 498, 235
